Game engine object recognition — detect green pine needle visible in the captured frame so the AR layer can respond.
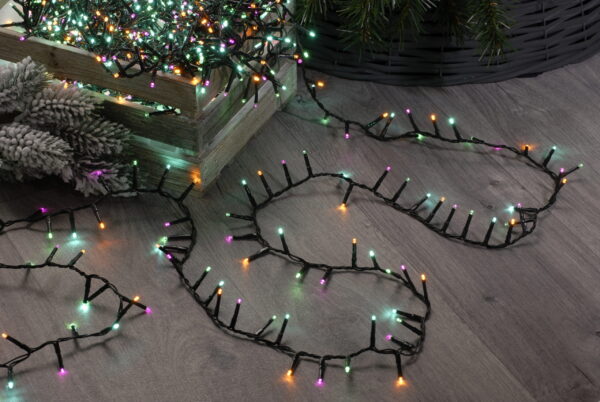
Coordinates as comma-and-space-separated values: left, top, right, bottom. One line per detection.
468, 0, 512, 64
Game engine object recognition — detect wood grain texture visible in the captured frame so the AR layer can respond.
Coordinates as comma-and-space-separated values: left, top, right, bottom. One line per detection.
0, 53, 600, 402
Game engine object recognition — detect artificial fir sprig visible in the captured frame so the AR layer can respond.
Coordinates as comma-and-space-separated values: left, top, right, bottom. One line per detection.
0, 57, 131, 195
434, 0, 471, 44
336, 0, 396, 46
469, 0, 511, 63
388, 0, 436, 47
0, 122, 71, 175
0, 56, 46, 113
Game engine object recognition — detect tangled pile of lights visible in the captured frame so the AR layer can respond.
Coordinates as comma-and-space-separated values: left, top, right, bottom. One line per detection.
6, 0, 305, 106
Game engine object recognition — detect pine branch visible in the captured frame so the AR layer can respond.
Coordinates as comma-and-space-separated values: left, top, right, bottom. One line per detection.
0, 58, 131, 195
17, 82, 98, 128
297, 0, 330, 24
0, 122, 72, 175
336, 0, 394, 48
335, 0, 436, 49
434, 0, 470, 43
468, 0, 511, 63
389, 0, 437, 46
0, 57, 46, 114
55, 115, 129, 157
66, 158, 130, 196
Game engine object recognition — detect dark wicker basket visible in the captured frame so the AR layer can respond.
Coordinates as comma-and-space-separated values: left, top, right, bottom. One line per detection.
304, 0, 600, 86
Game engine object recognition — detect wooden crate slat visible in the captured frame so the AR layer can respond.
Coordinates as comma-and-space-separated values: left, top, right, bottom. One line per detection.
98, 96, 200, 151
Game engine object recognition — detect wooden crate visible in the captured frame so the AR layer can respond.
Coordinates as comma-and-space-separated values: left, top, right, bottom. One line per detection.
0, 25, 297, 195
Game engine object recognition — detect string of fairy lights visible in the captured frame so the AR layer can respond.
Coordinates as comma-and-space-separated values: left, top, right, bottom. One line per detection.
155, 157, 430, 386
293, 66, 582, 247
0, 160, 431, 388
0, 251, 150, 390
235, 146, 576, 248
222, 152, 433, 385
0, 0, 584, 393
0, 166, 196, 390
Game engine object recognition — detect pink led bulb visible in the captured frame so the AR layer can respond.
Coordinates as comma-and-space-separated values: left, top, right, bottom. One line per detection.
225, 235, 233, 243
145, 307, 153, 314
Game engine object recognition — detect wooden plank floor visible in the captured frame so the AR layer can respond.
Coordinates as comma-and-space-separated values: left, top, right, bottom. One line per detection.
1, 54, 600, 402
